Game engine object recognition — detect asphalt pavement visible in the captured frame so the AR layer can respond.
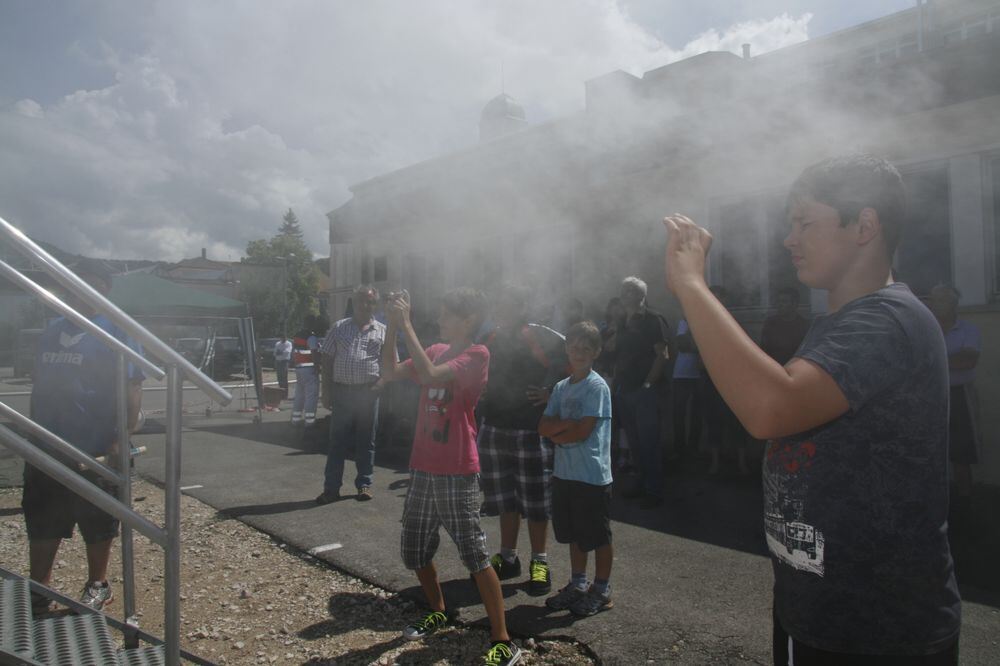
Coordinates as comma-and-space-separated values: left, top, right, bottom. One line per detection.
2, 377, 999, 663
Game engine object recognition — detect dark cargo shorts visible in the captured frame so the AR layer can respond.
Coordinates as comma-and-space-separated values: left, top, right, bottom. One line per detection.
22, 464, 120, 544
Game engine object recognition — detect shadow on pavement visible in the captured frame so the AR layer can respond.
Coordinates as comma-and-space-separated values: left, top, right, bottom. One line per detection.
217, 499, 326, 518
611, 460, 769, 558
505, 602, 591, 633
397, 579, 518, 613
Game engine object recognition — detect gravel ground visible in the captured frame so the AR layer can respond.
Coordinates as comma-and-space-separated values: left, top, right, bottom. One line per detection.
0, 479, 595, 665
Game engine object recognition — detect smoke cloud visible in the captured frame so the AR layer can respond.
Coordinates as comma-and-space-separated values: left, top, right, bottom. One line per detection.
0, 1, 834, 261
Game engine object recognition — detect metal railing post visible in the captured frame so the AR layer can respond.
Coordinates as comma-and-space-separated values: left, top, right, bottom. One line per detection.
117, 352, 139, 648
164, 364, 182, 666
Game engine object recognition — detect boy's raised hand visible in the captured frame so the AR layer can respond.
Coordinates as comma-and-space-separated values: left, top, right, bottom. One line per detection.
663, 214, 713, 296
386, 294, 410, 327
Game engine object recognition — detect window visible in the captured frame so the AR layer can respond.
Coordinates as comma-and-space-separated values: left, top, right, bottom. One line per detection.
373, 255, 388, 283
895, 166, 951, 298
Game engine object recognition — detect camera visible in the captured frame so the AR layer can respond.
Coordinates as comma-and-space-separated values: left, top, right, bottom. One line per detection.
384, 288, 410, 304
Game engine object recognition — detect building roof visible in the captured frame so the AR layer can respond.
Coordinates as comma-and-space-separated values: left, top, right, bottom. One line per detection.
109, 272, 247, 317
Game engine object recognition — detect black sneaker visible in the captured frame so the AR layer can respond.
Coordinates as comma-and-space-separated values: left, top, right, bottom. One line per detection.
315, 491, 340, 505
489, 553, 521, 580
402, 609, 454, 641
527, 559, 551, 596
483, 640, 522, 666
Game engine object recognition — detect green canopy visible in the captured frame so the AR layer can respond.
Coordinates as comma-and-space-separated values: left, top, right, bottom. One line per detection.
108, 272, 247, 317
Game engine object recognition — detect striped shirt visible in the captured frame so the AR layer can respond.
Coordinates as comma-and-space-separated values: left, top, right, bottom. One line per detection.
320, 317, 387, 385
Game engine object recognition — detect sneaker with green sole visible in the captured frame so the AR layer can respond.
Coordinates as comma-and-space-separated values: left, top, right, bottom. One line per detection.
483, 640, 522, 666
402, 609, 454, 641
527, 559, 551, 596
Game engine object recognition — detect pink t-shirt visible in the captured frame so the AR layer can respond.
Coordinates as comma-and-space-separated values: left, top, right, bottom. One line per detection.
402, 343, 489, 475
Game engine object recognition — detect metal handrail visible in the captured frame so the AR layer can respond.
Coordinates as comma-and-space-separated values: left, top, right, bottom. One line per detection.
0, 402, 122, 485
0, 424, 167, 546
0, 215, 232, 405
0, 259, 164, 380
0, 215, 235, 666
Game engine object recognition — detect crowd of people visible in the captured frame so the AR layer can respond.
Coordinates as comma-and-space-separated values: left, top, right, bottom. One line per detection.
21, 154, 980, 665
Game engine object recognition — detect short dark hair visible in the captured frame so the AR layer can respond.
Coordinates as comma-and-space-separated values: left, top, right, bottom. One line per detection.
565, 320, 602, 350
441, 288, 488, 330
353, 283, 379, 301
788, 154, 906, 255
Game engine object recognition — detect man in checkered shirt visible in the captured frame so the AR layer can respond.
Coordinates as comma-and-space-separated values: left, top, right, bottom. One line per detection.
316, 284, 388, 504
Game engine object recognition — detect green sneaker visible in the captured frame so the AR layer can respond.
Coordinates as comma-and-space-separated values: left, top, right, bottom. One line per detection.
527, 559, 551, 596
489, 553, 521, 580
483, 640, 522, 666
402, 609, 454, 641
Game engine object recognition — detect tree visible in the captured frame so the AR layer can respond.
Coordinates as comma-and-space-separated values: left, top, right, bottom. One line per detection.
241, 209, 319, 336
279, 208, 303, 240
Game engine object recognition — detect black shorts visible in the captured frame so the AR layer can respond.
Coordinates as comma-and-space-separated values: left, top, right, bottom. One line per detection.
551, 477, 612, 552
21, 464, 120, 544
948, 385, 978, 464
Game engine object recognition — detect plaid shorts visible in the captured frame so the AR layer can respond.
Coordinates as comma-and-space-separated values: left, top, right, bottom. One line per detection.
477, 425, 553, 522
400, 470, 490, 573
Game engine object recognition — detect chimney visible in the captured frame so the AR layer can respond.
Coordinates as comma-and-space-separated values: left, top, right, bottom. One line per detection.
742, 43, 751, 60
201, 247, 207, 259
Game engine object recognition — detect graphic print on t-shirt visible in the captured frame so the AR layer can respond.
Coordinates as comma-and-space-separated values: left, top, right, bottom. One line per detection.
763, 439, 825, 576
423, 386, 453, 444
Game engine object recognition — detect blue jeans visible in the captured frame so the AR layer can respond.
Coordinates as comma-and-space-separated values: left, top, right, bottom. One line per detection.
617, 384, 662, 498
324, 383, 380, 493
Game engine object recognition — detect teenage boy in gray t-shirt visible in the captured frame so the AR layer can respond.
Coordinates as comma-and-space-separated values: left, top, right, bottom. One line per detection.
662, 155, 960, 664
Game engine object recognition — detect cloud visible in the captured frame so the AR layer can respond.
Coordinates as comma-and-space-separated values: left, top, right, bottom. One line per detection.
0, 1, 812, 261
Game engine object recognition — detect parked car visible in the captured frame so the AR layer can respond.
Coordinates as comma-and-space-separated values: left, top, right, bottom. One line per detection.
257, 337, 281, 369
174, 337, 207, 367
13, 329, 42, 378
210, 336, 244, 379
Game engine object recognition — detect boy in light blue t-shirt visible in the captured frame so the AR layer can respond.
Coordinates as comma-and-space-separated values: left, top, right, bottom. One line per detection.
538, 321, 614, 617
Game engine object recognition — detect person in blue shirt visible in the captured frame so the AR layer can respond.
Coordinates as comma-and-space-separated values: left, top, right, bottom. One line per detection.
538, 321, 614, 618
24, 259, 144, 613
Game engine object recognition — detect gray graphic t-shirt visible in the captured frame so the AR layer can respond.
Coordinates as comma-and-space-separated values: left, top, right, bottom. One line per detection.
763, 283, 960, 655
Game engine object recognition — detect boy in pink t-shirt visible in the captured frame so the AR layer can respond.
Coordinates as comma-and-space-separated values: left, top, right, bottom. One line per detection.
381, 288, 521, 666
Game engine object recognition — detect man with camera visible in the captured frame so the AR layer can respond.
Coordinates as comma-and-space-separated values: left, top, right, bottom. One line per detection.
317, 284, 388, 504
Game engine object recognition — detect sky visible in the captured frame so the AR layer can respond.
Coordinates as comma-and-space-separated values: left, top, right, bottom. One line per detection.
0, 0, 915, 262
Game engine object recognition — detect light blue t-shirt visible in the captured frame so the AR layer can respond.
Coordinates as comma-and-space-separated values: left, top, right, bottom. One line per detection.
543, 370, 612, 486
